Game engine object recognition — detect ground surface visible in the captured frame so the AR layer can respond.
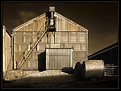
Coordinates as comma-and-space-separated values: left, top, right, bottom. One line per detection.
2, 70, 118, 89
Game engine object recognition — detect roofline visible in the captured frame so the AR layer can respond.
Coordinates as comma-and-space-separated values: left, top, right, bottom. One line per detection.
12, 13, 45, 32
3, 25, 12, 37
88, 42, 118, 58
55, 12, 88, 31
12, 12, 88, 32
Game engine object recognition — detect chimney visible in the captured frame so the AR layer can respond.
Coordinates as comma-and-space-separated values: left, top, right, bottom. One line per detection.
49, 6, 55, 12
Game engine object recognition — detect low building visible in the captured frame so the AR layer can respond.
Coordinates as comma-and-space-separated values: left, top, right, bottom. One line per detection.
88, 42, 118, 65
3, 25, 12, 78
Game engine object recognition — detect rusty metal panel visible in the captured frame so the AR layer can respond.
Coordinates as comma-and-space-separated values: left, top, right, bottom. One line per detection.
46, 48, 73, 70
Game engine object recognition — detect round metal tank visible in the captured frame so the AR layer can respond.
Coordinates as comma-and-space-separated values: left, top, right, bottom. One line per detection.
83, 60, 104, 79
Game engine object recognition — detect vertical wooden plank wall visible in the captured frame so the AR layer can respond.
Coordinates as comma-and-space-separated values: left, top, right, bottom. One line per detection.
46, 48, 73, 69
3, 26, 12, 77
13, 12, 88, 70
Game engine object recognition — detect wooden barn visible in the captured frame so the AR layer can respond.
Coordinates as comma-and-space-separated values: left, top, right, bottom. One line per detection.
11, 6, 88, 71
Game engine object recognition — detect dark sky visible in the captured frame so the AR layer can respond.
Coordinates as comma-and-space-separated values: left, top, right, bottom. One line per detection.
2, 1, 119, 55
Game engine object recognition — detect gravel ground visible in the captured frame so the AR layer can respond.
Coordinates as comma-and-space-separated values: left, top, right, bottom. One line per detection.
2, 70, 118, 89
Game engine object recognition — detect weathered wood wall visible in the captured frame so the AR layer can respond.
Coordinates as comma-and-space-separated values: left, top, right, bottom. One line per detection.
46, 48, 73, 69
13, 12, 88, 70
3, 25, 12, 77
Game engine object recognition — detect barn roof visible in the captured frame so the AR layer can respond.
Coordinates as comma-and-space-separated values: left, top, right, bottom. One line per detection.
3, 25, 12, 37
12, 12, 88, 32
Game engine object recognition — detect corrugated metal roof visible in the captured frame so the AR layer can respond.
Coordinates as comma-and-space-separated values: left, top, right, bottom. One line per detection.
88, 42, 118, 58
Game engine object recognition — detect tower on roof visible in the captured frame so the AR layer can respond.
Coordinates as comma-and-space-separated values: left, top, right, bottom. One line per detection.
49, 6, 55, 12
47, 6, 56, 32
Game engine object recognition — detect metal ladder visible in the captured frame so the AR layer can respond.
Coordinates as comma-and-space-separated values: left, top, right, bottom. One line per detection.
16, 24, 48, 69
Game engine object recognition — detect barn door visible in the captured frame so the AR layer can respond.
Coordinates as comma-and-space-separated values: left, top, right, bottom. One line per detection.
46, 48, 73, 70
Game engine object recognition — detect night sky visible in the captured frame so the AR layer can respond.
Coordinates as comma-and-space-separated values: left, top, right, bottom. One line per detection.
2, 1, 119, 55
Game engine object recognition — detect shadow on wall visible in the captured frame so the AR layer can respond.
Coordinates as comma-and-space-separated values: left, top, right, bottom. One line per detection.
38, 51, 46, 71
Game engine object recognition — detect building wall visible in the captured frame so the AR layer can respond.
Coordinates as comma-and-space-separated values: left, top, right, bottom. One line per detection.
88, 43, 118, 65
3, 25, 12, 76
46, 48, 73, 70
13, 12, 88, 70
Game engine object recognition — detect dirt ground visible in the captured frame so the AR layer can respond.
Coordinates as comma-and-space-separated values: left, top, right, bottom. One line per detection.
1, 70, 118, 89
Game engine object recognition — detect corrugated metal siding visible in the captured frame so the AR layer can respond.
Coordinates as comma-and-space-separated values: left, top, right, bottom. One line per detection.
3, 26, 12, 74
46, 48, 73, 69
13, 12, 88, 70
14, 31, 88, 70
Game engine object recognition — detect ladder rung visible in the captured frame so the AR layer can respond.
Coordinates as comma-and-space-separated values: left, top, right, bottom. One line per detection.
17, 28, 47, 69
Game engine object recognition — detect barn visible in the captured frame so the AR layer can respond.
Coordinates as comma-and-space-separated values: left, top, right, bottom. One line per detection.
3, 6, 89, 81
2, 6, 118, 88
11, 6, 88, 71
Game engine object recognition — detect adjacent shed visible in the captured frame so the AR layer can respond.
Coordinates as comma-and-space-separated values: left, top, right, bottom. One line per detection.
3, 25, 12, 78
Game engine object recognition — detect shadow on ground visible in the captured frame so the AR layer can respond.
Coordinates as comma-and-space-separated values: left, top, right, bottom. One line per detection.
2, 73, 118, 88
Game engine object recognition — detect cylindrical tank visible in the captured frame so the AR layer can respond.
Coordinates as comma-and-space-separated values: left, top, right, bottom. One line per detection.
83, 60, 104, 79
